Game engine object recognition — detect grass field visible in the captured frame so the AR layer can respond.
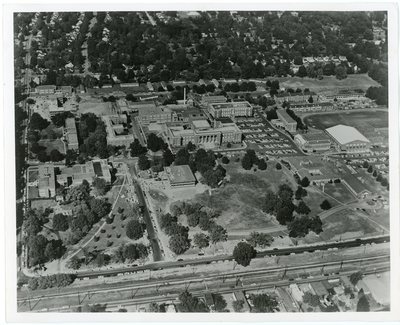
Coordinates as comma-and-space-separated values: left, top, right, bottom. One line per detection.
320, 208, 382, 241
323, 183, 356, 204
78, 97, 112, 116
38, 139, 66, 155
278, 74, 381, 92
303, 110, 388, 131
192, 162, 296, 232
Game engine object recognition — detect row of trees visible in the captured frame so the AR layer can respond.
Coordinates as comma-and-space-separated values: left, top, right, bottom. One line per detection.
241, 149, 267, 170
28, 273, 76, 290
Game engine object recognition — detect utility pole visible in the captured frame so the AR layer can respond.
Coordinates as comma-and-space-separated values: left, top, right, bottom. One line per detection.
281, 266, 287, 279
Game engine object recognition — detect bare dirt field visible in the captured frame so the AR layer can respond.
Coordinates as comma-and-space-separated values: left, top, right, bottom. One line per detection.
278, 74, 381, 93
78, 97, 112, 116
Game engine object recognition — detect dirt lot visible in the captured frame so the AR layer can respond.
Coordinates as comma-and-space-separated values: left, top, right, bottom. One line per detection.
78, 97, 112, 116
277, 74, 381, 93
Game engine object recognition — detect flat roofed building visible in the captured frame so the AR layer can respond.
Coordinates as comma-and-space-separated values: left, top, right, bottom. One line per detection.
167, 119, 242, 148
276, 109, 297, 133
57, 159, 111, 187
200, 95, 227, 106
294, 132, 331, 152
35, 85, 56, 95
102, 114, 134, 147
289, 102, 334, 112
37, 164, 56, 198
326, 124, 371, 153
164, 165, 196, 187
137, 104, 172, 125
65, 117, 79, 151
208, 101, 253, 118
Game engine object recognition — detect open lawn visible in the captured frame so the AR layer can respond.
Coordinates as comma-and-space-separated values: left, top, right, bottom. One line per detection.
303, 110, 388, 131
78, 97, 112, 116
192, 162, 296, 232
300, 186, 339, 215
278, 74, 381, 92
319, 208, 382, 241
323, 182, 356, 204
38, 139, 66, 155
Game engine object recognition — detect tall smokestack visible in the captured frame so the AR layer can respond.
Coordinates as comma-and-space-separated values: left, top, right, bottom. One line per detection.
184, 87, 186, 105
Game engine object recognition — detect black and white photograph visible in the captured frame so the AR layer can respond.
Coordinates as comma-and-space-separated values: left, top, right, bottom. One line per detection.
2, 1, 400, 323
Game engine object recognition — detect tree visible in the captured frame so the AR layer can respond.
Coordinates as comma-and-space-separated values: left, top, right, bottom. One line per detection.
126, 219, 145, 240
357, 294, 370, 312
209, 224, 227, 244
198, 213, 214, 231
52, 213, 69, 231
372, 170, 377, 177
250, 293, 278, 312
28, 234, 48, 266
130, 139, 147, 157
221, 156, 229, 164
213, 294, 227, 312
177, 290, 209, 312
257, 158, 267, 170
241, 154, 253, 170
367, 165, 373, 173
146, 133, 165, 152
67, 256, 82, 270
49, 149, 65, 162
232, 299, 245, 312
247, 232, 273, 248
295, 186, 307, 200
233, 242, 256, 267
163, 148, 175, 166
335, 65, 348, 80
169, 234, 191, 255
159, 213, 177, 230
174, 148, 191, 165
193, 233, 209, 249
297, 65, 307, 78
300, 176, 310, 187
296, 201, 311, 215
320, 199, 332, 210
303, 292, 320, 307
350, 271, 363, 285
288, 215, 322, 238
362, 161, 369, 168
263, 190, 278, 214
276, 162, 282, 170
138, 154, 150, 170
186, 142, 196, 152
187, 211, 201, 227
92, 177, 108, 196
30, 112, 50, 130
148, 302, 161, 312
123, 244, 139, 261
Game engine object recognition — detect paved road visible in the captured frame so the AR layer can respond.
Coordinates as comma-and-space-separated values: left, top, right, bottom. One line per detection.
128, 163, 163, 262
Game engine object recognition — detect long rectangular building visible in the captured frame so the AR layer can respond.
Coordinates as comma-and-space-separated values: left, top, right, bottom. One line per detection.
294, 132, 331, 152
167, 118, 242, 148
276, 109, 297, 133
65, 117, 79, 151
207, 101, 253, 118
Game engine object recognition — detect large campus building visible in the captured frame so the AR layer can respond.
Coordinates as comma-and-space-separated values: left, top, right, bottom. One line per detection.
56, 159, 111, 187
64, 117, 79, 151
164, 165, 196, 188
207, 101, 253, 118
166, 118, 242, 149
325, 124, 371, 153
102, 114, 134, 147
294, 132, 331, 152
276, 110, 297, 133
136, 104, 172, 125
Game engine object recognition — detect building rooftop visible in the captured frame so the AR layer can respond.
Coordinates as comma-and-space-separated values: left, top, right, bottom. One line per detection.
326, 125, 370, 145
277, 109, 297, 124
192, 119, 211, 129
165, 165, 196, 185
209, 101, 252, 109
296, 132, 331, 142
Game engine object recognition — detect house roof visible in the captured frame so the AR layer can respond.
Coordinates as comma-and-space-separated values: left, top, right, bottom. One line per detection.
326, 125, 370, 145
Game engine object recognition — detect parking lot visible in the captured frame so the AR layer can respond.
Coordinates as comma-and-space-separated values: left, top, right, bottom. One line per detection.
236, 116, 302, 156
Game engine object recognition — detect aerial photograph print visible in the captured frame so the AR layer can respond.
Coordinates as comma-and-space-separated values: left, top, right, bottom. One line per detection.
9, 6, 398, 319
